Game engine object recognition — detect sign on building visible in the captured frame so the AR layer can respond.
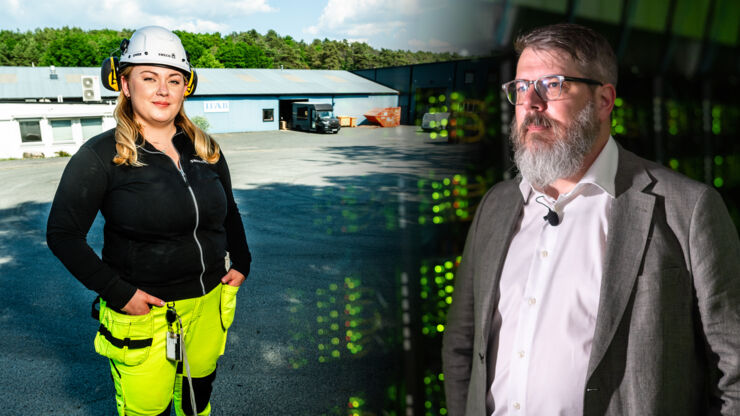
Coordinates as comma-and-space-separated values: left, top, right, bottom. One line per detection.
204, 101, 230, 113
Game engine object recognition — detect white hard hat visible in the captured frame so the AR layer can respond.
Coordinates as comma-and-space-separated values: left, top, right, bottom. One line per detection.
119, 26, 191, 75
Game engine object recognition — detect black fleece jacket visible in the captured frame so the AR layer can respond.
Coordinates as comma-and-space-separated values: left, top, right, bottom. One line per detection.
47, 128, 251, 310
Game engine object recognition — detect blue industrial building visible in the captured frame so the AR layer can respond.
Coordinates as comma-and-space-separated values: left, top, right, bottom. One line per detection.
0, 66, 399, 132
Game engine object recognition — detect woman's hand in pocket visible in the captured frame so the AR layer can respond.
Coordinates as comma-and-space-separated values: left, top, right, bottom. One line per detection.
121, 289, 165, 315
221, 269, 245, 287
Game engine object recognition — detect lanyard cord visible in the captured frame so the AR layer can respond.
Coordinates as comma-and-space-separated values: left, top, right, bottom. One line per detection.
168, 305, 198, 415
176, 315, 198, 416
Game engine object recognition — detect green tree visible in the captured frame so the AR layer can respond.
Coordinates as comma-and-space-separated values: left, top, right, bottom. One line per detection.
216, 41, 272, 68
193, 49, 224, 68
40, 27, 99, 66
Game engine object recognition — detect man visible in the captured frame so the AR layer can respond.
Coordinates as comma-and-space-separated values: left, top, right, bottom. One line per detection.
442, 23, 740, 416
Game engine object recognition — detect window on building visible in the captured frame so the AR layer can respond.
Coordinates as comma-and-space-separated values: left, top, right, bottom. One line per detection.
81, 118, 104, 140
19, 120, 42, 143
51, 119, 73, 143
263, 108, 274, 122
297, 107, 308, 120
464, 71, 475, 84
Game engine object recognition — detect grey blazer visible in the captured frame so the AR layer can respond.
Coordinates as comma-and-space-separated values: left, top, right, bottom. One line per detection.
441, 145, 740, 416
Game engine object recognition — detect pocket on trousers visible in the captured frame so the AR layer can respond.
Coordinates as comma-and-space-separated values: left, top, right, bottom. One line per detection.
93, 300, 153, 366
219, 284, 239, 331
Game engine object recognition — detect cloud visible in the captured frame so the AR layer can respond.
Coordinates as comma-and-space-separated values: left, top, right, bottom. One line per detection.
304, 0, 423, 40
0, 0, 275, 33
301, 0, 476, 52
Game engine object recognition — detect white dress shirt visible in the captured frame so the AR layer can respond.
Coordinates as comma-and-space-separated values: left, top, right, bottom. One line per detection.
490, 137, 619, 415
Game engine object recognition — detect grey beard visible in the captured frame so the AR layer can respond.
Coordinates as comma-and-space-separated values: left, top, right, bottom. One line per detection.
510, 101, 599, 189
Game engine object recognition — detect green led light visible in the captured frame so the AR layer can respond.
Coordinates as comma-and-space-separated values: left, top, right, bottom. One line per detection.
435, 277, 444, 285
615, 97, 623, 107
714, 177, 724, 188
438, 289, 446, 298
429, 120, 436, 128
433, 216, 443, 224
424, 376, 431, 384
332, 350, 340, 358
440, 408, 448, 415
418, 216, 426, 225
429, 96, 437, 104
318, 344, 325, 350
317, 316, 324, 323
330, 323, 339, 330
611, 119, 617, 127
438, 373, 445, 381
444, 261, 453, 269
439, 94, 446, 102
432, 192, 440, 200
443, 178, 451, 186
615, 125, 625, 134
669, 159, 679, 170
425, 401, 433, 409
422, 327, 430, 334
432, 205, 440, 213
430, 132, 437, 139
420, 277, 428, 285
441, 118, 448, 126
331, 337, 340, 345
329, 283, 338, 291
445, 272, 453, 280
434, 265, 443, 273
451, 92, 459, 100
445, 285, 454, 293
437, 324, 445, 332
714, 155, 724, 166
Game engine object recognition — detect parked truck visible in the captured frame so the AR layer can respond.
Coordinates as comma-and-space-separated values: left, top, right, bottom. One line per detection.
291, 103, 341, 134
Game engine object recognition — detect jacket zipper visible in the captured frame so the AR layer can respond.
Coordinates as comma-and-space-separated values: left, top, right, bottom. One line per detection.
141, 143, 207, 295
176, 161, 207, 295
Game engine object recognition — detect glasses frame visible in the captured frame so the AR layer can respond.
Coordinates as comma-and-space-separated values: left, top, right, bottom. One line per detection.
501, 75, 604, 105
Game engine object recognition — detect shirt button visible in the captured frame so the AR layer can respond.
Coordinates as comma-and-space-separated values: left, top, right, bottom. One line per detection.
513, 402, 521, 410
518, 350, 525, 358
528, 297, 536, 305
541, 250, 548, 258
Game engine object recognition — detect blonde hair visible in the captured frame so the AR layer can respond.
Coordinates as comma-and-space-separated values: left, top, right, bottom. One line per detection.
112, 66, 220, 166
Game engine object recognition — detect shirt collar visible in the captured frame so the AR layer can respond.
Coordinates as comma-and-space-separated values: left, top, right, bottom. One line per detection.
518, 136, 619, 203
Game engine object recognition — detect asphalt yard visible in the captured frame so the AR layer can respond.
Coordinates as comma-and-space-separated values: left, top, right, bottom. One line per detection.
0, 125, 485, 415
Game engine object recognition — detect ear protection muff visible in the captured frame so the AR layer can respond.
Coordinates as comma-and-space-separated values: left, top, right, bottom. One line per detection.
101, 39, 128, 92
185, 69, 197, 97
101, 56, 121, 92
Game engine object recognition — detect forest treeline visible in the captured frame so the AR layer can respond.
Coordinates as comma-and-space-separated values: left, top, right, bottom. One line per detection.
0, 27, 463, 70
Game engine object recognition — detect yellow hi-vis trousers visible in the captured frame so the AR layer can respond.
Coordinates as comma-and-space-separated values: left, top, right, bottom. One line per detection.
94, 283, 239, 416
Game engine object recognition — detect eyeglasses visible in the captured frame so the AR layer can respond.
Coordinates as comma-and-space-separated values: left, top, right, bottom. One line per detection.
501, 75, 603, 105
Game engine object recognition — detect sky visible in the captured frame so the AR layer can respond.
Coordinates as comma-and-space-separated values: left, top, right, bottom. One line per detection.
0, 0, 496, 55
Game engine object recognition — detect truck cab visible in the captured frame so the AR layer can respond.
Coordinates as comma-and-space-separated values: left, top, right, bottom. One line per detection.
292, 103, 341, 134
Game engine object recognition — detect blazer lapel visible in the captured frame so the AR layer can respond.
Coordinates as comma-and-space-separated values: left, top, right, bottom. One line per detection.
478, 180, 524, 350
587, 148, 656, 379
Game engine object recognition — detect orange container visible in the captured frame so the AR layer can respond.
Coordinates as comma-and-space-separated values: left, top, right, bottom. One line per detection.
364, 107, 401, 127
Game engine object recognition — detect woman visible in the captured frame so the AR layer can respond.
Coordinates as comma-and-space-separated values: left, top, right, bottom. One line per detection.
46, 26, 251, 416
